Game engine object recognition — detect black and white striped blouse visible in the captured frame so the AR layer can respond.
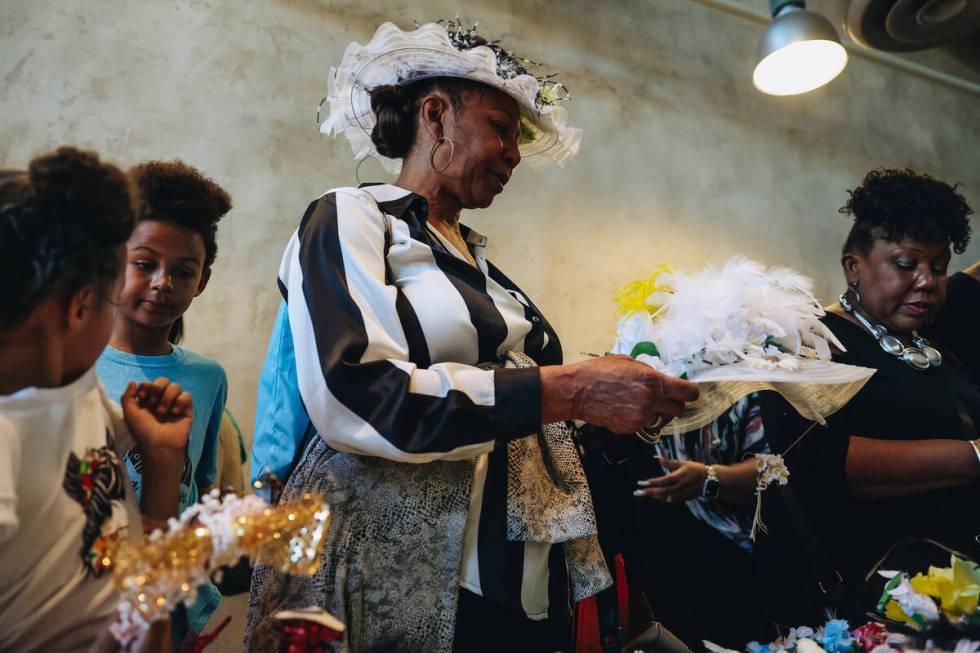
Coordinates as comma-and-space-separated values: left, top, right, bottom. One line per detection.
279, 182, 569, 620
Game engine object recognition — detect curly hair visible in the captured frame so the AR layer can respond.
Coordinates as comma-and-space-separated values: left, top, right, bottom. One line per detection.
0, 147, 135, 331
129, 160, 232, 267
840, 167, 973, 255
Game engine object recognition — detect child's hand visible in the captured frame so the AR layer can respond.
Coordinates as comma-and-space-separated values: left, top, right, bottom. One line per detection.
122, 379, 191, 522
121, 378, 192, 456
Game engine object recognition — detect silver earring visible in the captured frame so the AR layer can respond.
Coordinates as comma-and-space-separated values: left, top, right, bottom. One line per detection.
429, 137, 455, 173
847, 281, 862, 305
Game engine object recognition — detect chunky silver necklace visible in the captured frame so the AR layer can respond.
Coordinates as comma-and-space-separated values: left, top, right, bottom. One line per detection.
839, 291, 942, 371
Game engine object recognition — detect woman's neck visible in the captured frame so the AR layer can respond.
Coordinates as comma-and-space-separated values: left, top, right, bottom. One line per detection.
394, 162, 476, 266
829, 303, 915, 346
395, 164, 462, 230
110, 318, 173, 356
0, 310, 65, 394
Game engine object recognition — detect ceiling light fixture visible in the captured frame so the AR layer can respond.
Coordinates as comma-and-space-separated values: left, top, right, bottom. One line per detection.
753, 0, 849, 95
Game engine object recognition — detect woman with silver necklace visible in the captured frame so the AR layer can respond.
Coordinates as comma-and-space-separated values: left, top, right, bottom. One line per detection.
757, 167, 980, 632
837, 283, 943, 370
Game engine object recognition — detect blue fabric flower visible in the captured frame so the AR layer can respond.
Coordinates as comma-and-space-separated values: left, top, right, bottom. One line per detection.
748, 642, 771, 653
820, 619, 855, 653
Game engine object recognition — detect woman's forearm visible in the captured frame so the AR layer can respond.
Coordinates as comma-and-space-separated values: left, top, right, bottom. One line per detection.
540, 364, 577, 424
715, 459, 760, 505
846, 436, 980, 500
856, 478, 973, 500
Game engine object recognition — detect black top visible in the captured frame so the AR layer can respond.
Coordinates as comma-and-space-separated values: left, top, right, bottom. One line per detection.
757, 312, 980, 627
923, 271, 980, 384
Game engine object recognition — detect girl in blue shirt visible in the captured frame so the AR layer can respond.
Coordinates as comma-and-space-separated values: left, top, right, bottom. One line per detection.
95, 160, 231, 639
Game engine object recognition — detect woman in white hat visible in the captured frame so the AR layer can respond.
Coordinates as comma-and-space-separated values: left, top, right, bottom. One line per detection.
245, 21, 698, 653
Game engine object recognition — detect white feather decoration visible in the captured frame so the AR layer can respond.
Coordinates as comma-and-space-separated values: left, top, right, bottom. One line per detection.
610, 257, 875, 433
611, 256, 841, 378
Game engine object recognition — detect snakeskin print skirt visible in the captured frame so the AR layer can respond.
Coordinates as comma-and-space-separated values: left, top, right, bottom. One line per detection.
244, 436, 476, 653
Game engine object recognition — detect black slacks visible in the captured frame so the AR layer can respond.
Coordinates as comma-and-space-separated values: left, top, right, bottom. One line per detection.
452, 589, 571, 653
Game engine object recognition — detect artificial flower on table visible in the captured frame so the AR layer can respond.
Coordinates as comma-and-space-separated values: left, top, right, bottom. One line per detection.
706, 618, 903, 653
851, 622, 890, 651
609, 256, 875, 436
106, 490, 330, 648
877, 555, 980, 639
704, 558, 980, 653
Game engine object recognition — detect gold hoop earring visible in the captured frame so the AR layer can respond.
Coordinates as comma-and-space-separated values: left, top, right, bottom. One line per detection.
429, 136, 455, 173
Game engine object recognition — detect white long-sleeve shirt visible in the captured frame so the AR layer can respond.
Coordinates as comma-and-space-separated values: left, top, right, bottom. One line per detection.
276, 183, 567, 619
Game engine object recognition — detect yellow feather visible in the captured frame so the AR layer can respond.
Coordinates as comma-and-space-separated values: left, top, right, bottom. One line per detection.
612, 264, 674, 318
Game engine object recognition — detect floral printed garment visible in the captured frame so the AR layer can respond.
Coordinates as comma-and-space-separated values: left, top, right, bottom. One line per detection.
655, 393, 768, 552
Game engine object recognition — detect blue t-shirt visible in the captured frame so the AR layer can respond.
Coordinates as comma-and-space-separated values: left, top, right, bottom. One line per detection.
96, 344, 227, 633
97, 345, 227, 511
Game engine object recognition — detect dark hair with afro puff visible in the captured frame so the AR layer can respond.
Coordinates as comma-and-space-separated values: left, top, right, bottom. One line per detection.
128, 160, 232, 268
0, 147, 135, 331
840, 167, 973, 256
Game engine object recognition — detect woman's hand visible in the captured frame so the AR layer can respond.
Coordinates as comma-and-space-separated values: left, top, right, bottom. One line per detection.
541, 355, 699, 434
121, 378, 192, 456
634, 458, 708, 502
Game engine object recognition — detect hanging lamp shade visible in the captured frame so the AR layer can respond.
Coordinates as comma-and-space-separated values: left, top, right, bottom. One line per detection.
753, 0, 848, 96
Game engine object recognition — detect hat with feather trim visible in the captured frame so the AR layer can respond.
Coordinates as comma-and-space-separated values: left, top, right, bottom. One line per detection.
319, 20, 581, 174
610, 257, 876, 435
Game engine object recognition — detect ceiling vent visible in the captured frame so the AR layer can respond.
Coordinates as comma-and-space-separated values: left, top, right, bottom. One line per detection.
846, 0, 980, 51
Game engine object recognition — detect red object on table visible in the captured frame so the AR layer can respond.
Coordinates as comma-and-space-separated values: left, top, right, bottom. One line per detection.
278, 620, 342, 653
852, 621, 889, 651
275, 610, 344, 653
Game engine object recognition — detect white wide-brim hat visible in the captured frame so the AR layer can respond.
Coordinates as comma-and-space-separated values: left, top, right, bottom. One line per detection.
666, 359, 875, 434
319, 22, 582, 174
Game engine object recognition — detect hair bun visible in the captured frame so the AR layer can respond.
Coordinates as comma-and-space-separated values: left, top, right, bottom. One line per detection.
840, 166, 973, 255
28, 146, 134, 243
1, 146, 135, 330
369, 84, 415, 159
370, 84, 407, 111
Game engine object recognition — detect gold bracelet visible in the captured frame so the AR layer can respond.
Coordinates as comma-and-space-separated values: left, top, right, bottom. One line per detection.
970, 439, 980, 465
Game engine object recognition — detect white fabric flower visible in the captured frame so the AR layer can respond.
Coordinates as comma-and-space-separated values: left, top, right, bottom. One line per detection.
954, 639, 980, 653
797, 638, 829, 653
883, 574, 941, 621
611, 312, 657, 356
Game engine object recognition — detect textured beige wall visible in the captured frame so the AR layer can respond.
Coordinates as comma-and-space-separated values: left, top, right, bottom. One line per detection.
3, 0, 979, 454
